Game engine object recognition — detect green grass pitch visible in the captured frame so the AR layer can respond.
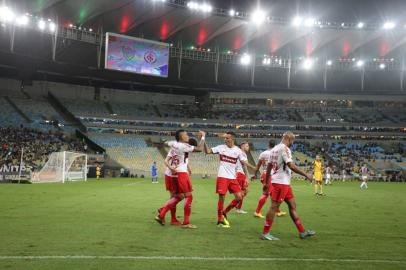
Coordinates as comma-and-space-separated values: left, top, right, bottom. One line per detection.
0, 178, 405, 270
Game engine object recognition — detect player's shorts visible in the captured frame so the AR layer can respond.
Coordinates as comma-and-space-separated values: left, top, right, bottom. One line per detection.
326, 174, 331, 180
362, 175, 368, 181
216, 177, 241, 195
236, 172, 248, 190
176, 172, 193, 193
314, 172, 323, 182
271, 183, 294, 203
165, 175, 177, 192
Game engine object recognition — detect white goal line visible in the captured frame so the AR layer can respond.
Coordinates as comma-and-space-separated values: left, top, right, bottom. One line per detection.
0, 256, 404, 264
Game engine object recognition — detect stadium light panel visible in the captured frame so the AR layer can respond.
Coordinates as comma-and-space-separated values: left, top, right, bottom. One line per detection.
229, 9, 236, 17
326, 60, 333, 66
240, 53, 251, 65
262, 58, 271, 65
379, 63, 386, 69
304, 17, 315, 27
187, 2, 198, 10
16, 15, 29, 26
383, 21, 395, 29
0, 6, 14, 22
251, 9, 266, 26
357, 22, 364, 29
49, 22, 56, 32
302, 58, 314, 70
200, 3, 212, 13
356, 60, 364, 67
38, 19, 46, 30
292, 16, 303, 27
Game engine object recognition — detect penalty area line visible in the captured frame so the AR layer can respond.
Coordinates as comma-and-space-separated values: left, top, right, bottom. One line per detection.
0, 256, 404, 264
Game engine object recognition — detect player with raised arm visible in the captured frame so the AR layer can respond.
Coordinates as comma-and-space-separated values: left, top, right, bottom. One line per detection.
360, 164, 368, 189
155, 130, 205, 229
253, 140, 286, 218
204, 132, 256, 228
261, 132, 316, 241
161, 138, 198, 225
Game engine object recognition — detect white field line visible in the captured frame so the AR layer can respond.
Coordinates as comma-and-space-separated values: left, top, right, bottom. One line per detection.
0, 256, 404, 264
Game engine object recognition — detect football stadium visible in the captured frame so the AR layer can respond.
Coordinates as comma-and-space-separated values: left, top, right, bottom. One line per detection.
0, 0, 406, 269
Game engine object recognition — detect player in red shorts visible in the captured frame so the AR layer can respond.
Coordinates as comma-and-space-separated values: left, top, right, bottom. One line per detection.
162, 138, 196, 225
163, 158, 181, 225
204, 132, 255, 228
155, 130, 204, 229
253, 140, 286, 218
261, 132, 315, 240
225, 142, 250, 214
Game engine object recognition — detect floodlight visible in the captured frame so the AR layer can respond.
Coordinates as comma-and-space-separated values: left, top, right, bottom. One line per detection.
383, 21, 395, 29
38, 19, 46, 30
251, 9, 266, 26
240, 53, 251, 65
292, 16, 303, 26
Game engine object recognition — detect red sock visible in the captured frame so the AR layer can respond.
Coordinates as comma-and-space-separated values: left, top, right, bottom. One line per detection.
236, 197, 244, 210
183, 195, 193, 225
224, 199, 239, 214
294, 218, 305, 233
159, 196, 182, 218
217, 201, 224, 222
170, 206, 177, 222
276, 207, 281, 213
255, 194, 268, 213
263, 217, 273, 234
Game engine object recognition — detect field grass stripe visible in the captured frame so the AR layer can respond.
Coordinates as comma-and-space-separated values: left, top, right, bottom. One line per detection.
0, 256, 404, 264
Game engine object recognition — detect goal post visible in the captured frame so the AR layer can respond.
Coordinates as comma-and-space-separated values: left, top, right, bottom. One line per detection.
32, 151, 88, 183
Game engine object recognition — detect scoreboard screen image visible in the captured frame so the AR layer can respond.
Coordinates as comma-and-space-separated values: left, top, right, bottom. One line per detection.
105, 32, 169, 78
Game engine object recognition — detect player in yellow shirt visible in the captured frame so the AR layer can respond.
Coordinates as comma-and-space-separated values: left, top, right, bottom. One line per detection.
313, 155, 324, 196
96, 164, 101, 180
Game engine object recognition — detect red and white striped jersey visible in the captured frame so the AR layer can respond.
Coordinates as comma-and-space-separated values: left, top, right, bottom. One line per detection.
258, 150, 272, 172
211, 144, 247, 179
269, 143, 293, 185
236, 152, 248, 174
166, 141, 194, 173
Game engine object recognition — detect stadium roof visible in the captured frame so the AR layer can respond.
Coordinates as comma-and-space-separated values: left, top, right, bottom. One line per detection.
2, 0, 406, 94
9, 0, 406, 59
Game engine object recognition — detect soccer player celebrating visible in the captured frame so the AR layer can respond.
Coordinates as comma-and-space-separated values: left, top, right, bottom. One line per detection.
155, 130, 205, 229
360, 164, 368, 189
162, 138, 197, 225
232, 142, 250, 214
313, 155, 324, 195
261, 132, 315, 240
163, 155, 181, 225
204, 132, 256, 228
253, 140, 286, 218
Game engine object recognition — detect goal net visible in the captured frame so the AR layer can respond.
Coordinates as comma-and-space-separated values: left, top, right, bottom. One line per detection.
32, 151, 87, 183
